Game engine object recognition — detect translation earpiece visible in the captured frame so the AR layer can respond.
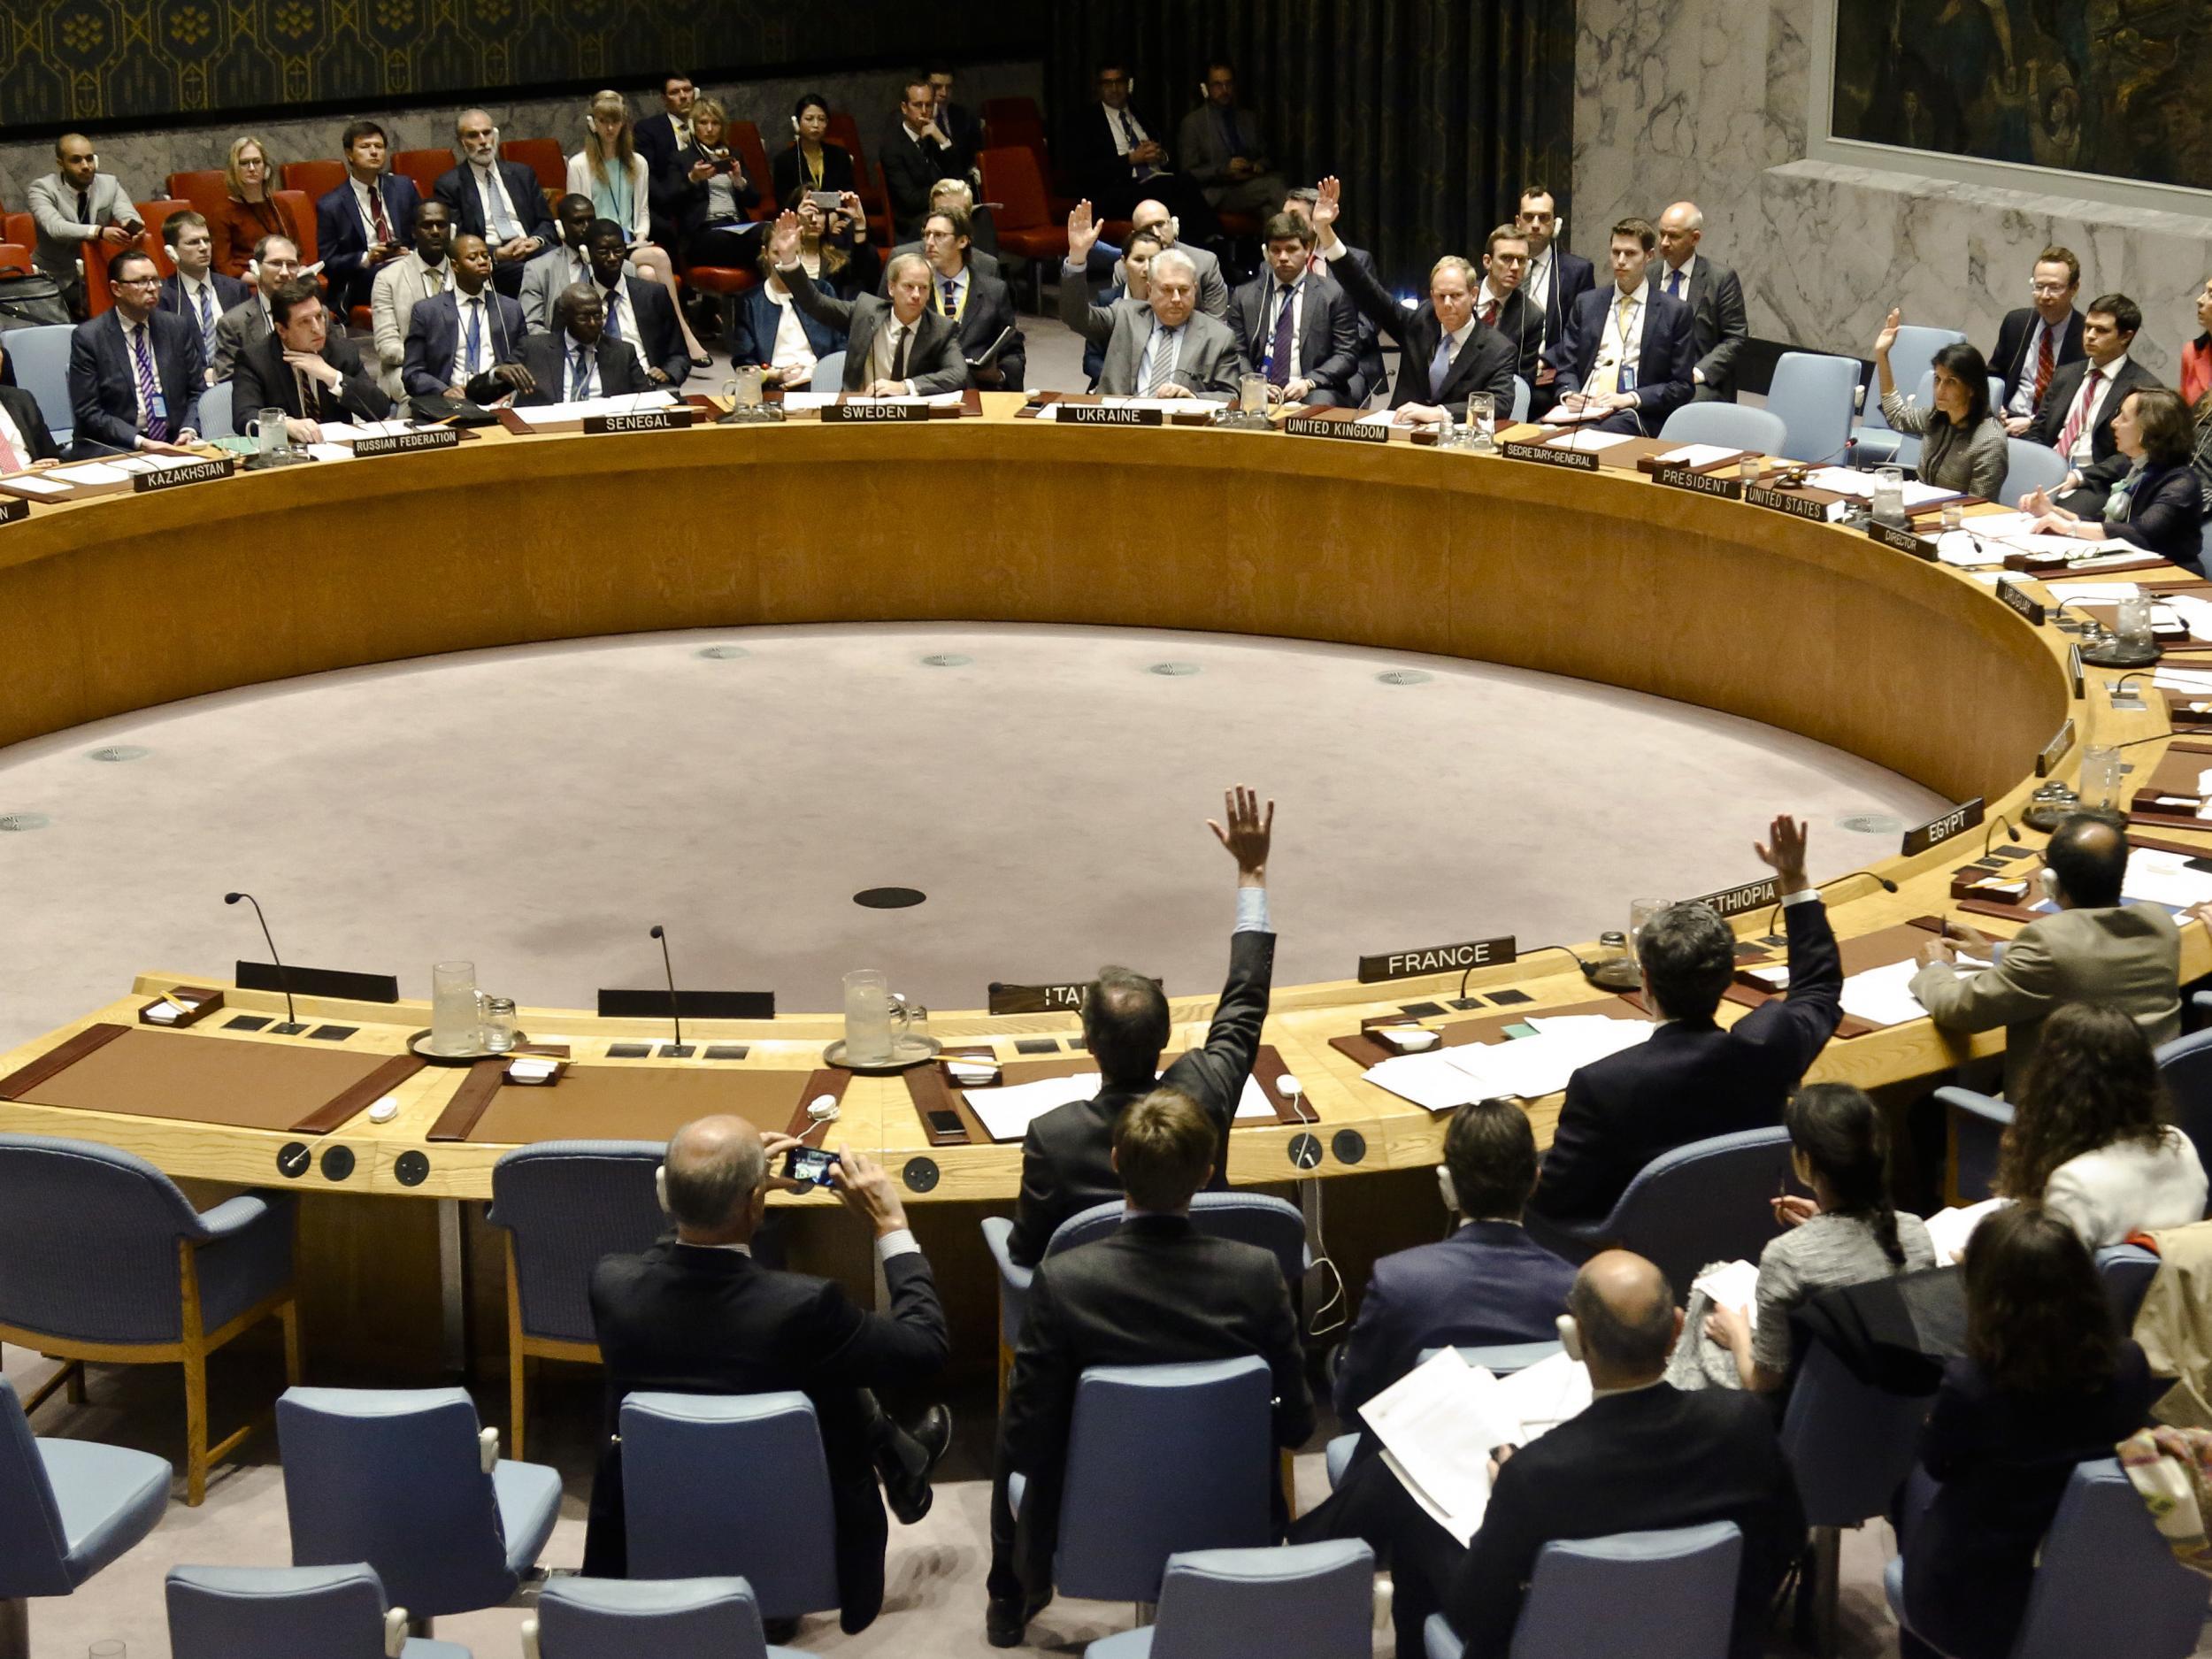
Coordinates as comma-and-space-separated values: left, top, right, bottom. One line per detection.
1436, 1165, 1459, 1215
654, 1164, 670, 1215
1556, 1313, 1583, 1364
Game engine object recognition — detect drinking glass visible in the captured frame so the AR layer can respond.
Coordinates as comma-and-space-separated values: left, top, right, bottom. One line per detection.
430, 961, 482, 1056
1237, 373, 1270, 415
841, 969, 912, 1066
480, 996, 517, 1054
1465, 391, 1496, 451
255, 407, 288, 457
727, 365, 763, 408
2079, 743, 2124, 810
1739, 452, 1763, 484
88, 1643, 127, 1658
2115, 596, 2156, 653
1871, 465, 1907, 527
1628, 897, 1668, 963
1940, 500, 1965, 534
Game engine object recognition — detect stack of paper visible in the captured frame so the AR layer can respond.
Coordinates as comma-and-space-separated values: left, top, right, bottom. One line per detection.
1839, 956, 1986, 1027
1803, 468, 1960, 509
1655, 443, 1742, 469
1924, 1196, 2008, 1266
1363, 1016, 1652, 1110
1494, 1349, 1594, 1442
1692, 1259, 1761, 1323
2123, 849, 2212, 909
507, 389, 680, 426
962, 1069, 1276, 1142
311, 419, 428, 444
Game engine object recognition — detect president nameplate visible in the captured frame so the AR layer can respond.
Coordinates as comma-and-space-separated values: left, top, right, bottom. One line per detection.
1357, 936, 1517, 984
1686, 876, 1779, 920
1501, 440, 1600, 472
1655, 465, 1742, 501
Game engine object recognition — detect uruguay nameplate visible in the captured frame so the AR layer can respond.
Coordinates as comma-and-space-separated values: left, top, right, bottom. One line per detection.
1867, 520, 1934, 559
1286, 415, 1386, 443
1686, 875, 1779, 920
133, 456, 234, 492
2036, 718, 2075, 778
821, 402, 933, 423
1901, 797, 1985, 856
1745, 483, 1828, 520
1058, 403, 1162, 426
1996, 577, 2048, 626
0, 497, 27, 526
1501, 440, 1599, 472
1357, 936, 1517, 984
582, 408, 693, 434
354, 426, 463, 457
1655, 465, 1742, 501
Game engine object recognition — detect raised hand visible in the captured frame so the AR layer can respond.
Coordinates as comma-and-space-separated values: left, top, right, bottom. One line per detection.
1752, 814, 1809, 891
1206, 785, 1275, 880
1313, 176, 1341, 231
771, 209, 803, 263
1873, 306, 1901, 357
1066, 199, 1100, 263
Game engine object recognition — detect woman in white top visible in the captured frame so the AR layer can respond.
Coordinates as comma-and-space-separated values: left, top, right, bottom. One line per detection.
567, 88, 705, 365
2001, 1002, 2208, 1248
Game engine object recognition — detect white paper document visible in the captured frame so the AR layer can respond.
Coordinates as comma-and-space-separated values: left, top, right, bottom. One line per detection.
1354, 407, 1401, 426
1838, 959, 1933, 1028
0, 472, 71, 497
964, 1068, 1273, 1141
1655, 443, 1740, 468
1364, 1348, 1521, 1544
1924, 1197, 2009, 1266
1492, 1350, 1594, 1444
1803, 468, 1959, 509
2122, 849, 2212, 909
2154, 667, 2212, 695
508, 390, 679, 426
1363, 1049, 1488, 1112
48, 463, 132, 486
1933, 531, 2005, 567
2048, 581, 2143, 602
2165, 596, 2212, 641
1363, 1017, 1652, 1109
1541, 427, 1635, 449
1693, 1259, 1762, 1324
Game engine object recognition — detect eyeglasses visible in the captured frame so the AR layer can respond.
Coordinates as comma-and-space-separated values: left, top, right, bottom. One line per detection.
114, 275, 161, 288
2030, 281, 2070, 296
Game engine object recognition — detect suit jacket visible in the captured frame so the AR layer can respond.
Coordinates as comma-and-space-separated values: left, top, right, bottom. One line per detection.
433, 160, 556, 252
370, 255, 454, 397
1333, 1221, 1578, 1429
1990, 306, 2086, 409
879, 126, 964, 242
1175, 104, 1271, 193
211, 296, 271, 382
517, 242, 595, 334
1549, 283, 1700, 433
401, 287, 529, 397
1532, 247, 1596, 350
1327, 244, 1516, 419
315, 173, 423, 309
663, 142, 763, 247
922, 101, 984, 179
1648, 256, 1748, 396
1229, 271, 1360, 399
157, 271, 249, 329
1910, 902, 2183, 1096
584, 1238, 948, 1631
1319, 243, 1388, 403
733, 282, 848, 371
1008, 926, 1274, 1265
781, 263, 966, 396
1089, 240, 1231, 320
1443, 1384, 1805, 1659
1479, 284, 1544, 386
66, 309, 203, 457
1064, 103, 1170, 207
485, 330, 652, 406
883, 243, 1002, 289
27, 172, 141, 284
1061, 268, 1244, 398
999, 1214, 1314, 1593
2025, 355, 2162, 474
597, 274, 691, 386
0, 384, 62, 465
926, 266, 1025, 390
771, 142, 858, 209
2101, 460, 2209, 571
231, 327, 391, 425
631, 112, 693, 242
1532, 898, 1843, 1225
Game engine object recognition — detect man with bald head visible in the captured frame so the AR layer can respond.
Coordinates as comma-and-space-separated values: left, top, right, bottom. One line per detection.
1652, 201, 1748, 402
584, 1115, 950, 1638
1295, 1250, 1804, 1659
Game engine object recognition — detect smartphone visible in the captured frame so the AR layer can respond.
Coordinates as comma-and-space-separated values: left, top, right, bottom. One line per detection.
783, 1145, 840, 1189
807, 190, 843, 213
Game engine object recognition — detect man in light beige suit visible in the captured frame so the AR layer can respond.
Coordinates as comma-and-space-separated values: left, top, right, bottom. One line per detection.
1911, 811, 2185, 1094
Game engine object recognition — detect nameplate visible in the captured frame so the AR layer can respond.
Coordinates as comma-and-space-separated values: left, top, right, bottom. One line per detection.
0, 497, 27, 526
1996, 578, 2048, 626
1868, 520, 1935, 559
133, 456, 234, 493
1501, 440, 1598, 472
987, 981, 1090, 1015
581, 409, 695, 435
1900, 797, 1985, 856
2068, 642, 2085, 700
820, 402, 932, 424
2036, 718, 2075, 779
1285, 415, 1386, 443
354, 426, 463, 457
1058, 404, 1162, 426
1654, 465, 1742, 501
1745, 483, 1828, 520
1357, 936, 1517, 985
1686, 875, 1779, 920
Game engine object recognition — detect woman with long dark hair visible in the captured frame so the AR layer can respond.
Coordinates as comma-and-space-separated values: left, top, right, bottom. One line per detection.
1870, 312, 2008, 497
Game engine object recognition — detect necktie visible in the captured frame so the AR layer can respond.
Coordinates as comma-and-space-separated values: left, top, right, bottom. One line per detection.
294, 365, 317, 420
366, 183, 392, 246
484, 168, 520, 242
193, 281, 215, 361
426, 262, 443, 296
1588, 296, 1634, 400
129, 325, 169, 441
941, 278, 958, 317
76, 188, 90, 226
1118, 111, 1153, 180
0, 417, 23, 474
570, 343, 591, 400
889, 324, 910, 383
1480, 296, 1500, 328
464, 299, 481, 375
2055, 366, 2102, 457
1666, 268, 1683, 300
1145, 323, 1179, 395
1427, 333, 1452, 392
602, 288, 622, 341
1266, 285, 1296, 387
2033, 325, 2056, 409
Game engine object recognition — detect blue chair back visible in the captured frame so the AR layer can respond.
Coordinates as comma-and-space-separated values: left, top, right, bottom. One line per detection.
488, 1141, 664, 1345
0, 1374, 73, 1599
277, 1386, 518, 1619
0, 1133, 216, 1343
1056, 1357, 1274, 1602
1508, 1520, 1741, 1659
1146, 1540, 1373, 1659
1767, 351, 1856, 464
1779, 1340, 1932, 1528
1655, 402, 1786, 455
533, 1575, 772, 1659
165, 1563, 394, 1659
1860, 326, 1968, 436
2152, 1026, 2212, 1185
7, 323, 74, 446
1509, 375, 1531, 424
2011, 1457, 2207, 1659
2096, 1243, 2160, 1332
1999, 438, 2070, 509
618, 1391, 839, 1619
1888, 369, 1939, 468
810, 351, 846, 392
1415, 1340, 1565, 1375
1048, 1193, 1310, 1287
198, 379, 234, 439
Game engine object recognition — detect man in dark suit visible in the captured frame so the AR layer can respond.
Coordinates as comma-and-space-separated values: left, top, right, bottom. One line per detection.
922, 66, 986, 178
1229, 213, 1360, 405
987, 1087, 1314, 1647
484, 281, 652, 406
1304, 1252, 1803, 1659
1531, 814, 1839, 1225
232, 277, 392, 442
1062, 60, 1221, 240
66, 249, 204, 457
0, 342, 63, 469
1285, 186, 1386, 404
1333, 1099, 1577, 1453
157, 211, 248, 384
1992, 246, 2086, 432
1474, 224, 1543, 392
1310, 179, 1515, 428
315, 120, 421, 312
1653, 202, 1749, 402
1517, 185, 1594, 417
1175, 60, 1287, 219
585, 1116, 951, 1639
1006, 786, 1276, 1266
1547, 217, 1698, 436
434, 110, 555, 299
769, 211, 967, 396
401, 234, 530, 400
882, 78, 968, 244
585, 220, 690, 387
914, 206, 1025, 389
2024, 292, 2161, 514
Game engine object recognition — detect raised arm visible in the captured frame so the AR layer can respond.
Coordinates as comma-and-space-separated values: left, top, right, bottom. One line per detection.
1310, 178, 1409, 348
768, 211, 856, 332
1056, 200, 1119, 348
1161, 787, 1277, 1118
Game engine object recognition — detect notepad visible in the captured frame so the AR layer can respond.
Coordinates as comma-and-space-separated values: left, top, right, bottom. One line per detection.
1924, 1197, 2009, 1266
963, 1069, 1273, 1141
1693, 1259, 1762, 1324
2123, 849, 2212, 909
48, 463, 131, 486
1541, 427, 1634, 449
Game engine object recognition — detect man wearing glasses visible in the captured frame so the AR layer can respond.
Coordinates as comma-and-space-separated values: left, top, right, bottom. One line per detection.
1064, 62, 1220, 240
211, 234, 305, 381
66, 249, 203, 457
1993, 247, 2087, 434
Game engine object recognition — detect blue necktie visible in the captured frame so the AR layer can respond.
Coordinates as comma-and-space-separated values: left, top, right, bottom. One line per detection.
1266, 285, 1296, 386
484, 167, 520, 242
130, 324, 169, 440
1667, 268, 1683, 300
570, 344, 591, 400
1428, 333, 1452, 392
1118, 110, 1154, 180
464, 299, 481, 375
602, 289, 621, 342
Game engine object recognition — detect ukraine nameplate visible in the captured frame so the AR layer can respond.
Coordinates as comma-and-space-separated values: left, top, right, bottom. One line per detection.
133, 457, 234, 492
355, 426, 464, 456
1501, 440, 1598, 472
581, 409, 694, 435
1058, 404, 1162, 426
1285, 415, 1386, 443
1357, 936, 1517, 984
1655, 465, 1742, 500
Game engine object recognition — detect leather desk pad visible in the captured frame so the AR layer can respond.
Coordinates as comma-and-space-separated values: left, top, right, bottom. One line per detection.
458, 1062, 849, 1146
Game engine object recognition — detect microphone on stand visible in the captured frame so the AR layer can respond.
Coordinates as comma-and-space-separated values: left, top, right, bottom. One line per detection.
1763, 869, 1900, 938
225, 891, 303, 1033
1982, 814, 2022, 857
648, 926, 692, 1056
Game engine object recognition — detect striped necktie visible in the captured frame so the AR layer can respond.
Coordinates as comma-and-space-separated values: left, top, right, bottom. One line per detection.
2055, 367, 2103, 457
129, 323, 169, 440
1144, 322, 1179, 395
192, 281, 215, 363
570, 343, 592, 400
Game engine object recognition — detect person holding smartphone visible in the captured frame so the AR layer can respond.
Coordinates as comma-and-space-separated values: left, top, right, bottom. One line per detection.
672, 98, 764, 272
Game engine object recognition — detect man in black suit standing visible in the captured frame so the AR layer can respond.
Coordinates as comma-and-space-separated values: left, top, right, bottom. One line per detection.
1531, 815, 1839, 1225
1229, 213, 1360, 406
881, 78, 968, 244
2024, 293, 2162, 515
434, 110, 555, 299
1653, 202, 1748, 402
987, 1087, 1314, 1647
915, 206, 1024, 389
585, 1116, 951, 1639
157, 211, 248, 384
1547, 217, 1698, 436
1285, 185, 1385, 404
1006, 786, 1277, 1267
232, 277, 391, 443
1062, 60, 1221, 242
1310, 178, 1516, 429
1517, 185, 1594, 417
585, 219, 690, 386
1992, 246, 2086, 433
769, 211, 967, 396
66, 248, 204, 457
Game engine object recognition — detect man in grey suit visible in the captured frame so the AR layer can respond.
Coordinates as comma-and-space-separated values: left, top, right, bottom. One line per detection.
211, 234, 304, 382
1062, 201, 1241, 398
518, 195, 599, 334
28, 134, 143, 315
769, 213, 966, 397
1175, 61, 1286, 219
369, 201, 455, 400
1653, 202, 1749, 402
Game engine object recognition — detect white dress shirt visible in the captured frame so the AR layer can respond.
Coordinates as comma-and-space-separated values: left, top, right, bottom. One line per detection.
764, 286, 817, 380
931, 264, 971, 321
868, 314, 917, 394
2063, 353, 2128, 463
2006, 315, 2062, 418
0, 399, 33, 470
1586, 285, 1648, 399
349, 176, 390, 243
470, 162, 525, 242
1526, 248, 1555, 319
678, 1229, 919, 1262
1103, 104, 1151, 157
449, 291, 492, 385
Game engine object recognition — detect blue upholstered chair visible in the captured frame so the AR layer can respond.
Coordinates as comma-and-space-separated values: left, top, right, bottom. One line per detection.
1998, 436, 2070, 509
1885, 1458, 2206, 1659
0, 1374, 170, 1653
5, 323, 74, 449
1853, 325, 1967, 466
197, 379, 234, 440
522, 1576, 805, 1659
0, 1132, 298, 1504
1655, 402, 1786, 456
1523, 1126, 1794, 1294
1010, 1356, 1275, 1609
2097, 1242, 2160, 1330
810, 351, 846, 392
1767, 350, 1857, 465
486, 1140, 664, 1459
1084, 1540, 1374, 1659
1424, 1520, 1741, 1659
166, 1563, 470, 1659
1324, 1340, 1566, 1490
1509, 374, 1531, 424
616, 1392, 840, 1624
277, 1386, 561, 1625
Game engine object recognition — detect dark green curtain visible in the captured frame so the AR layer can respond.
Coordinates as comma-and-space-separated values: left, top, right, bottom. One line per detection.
1046, 0, 1573, 292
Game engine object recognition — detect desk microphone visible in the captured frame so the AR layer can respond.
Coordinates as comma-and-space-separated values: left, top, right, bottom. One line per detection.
1463, 941, 1628, 1002
648, 925, 688, 1054
1982, 814, 2022, 857
1763, 869, 1899, 938
224, 890, 303, 1032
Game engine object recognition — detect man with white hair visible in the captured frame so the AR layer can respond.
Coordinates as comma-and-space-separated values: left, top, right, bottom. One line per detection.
433, 108, 554, 297
1060, 201, 1242, 396
1652, 201, 1747, 402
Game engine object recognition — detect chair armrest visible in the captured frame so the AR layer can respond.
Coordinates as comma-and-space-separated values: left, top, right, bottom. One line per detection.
1423, 1611, 1467, 1659
193, 1194, 280, 1240
1934, 1087, 2012, 1127
980, 1215, 1033, 1294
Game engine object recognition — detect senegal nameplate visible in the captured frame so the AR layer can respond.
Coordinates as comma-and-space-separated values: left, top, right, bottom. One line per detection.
0, 497, 27, 526
1686, 876, 1779, 920
1901, 797, 1985, 856
581, 409, 693, 435
1995, 578, 2048, 626
1058, 403, 1162, 426
1357, 936, 1517, 984
133, 456, 234, 492
1745, 484, 1829, 520
1285, 415, 1386, 443
821, 402, 933, 423
354, 426, 464, 456
1867, 520, 1934, 559
1501, 440, 1598, 472
1655, 465, 1742, 500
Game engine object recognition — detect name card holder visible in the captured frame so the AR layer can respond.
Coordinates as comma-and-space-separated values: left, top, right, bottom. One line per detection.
1900, 797, 1985, 856
987, 981, 1093, 1015
1500, 439, 1599, 472
820, 402, 933, 423
0, 497, 27, 526
134, 456, 235, 493
1686, 875, 1780, 920
580, 408, 695, 435
1744, 483, 1830, 520
1996, 578, 2049, 626
1655, 465, 1743, 501
2036, 718, 2076, 778
1285, 413, 1387, 443
355, 426, 465, 457
1356, 936, 1518, 984
1868, 520, 1935, 559
139, 987, 226, 1028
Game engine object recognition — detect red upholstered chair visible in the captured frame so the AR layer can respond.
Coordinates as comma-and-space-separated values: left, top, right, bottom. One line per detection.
3, 213, 34, 255
136, 199, 196, 276
0, 244, 28, 276
282, 158, 347, 201
829, 112, 891, 245
273, 190, 317, 268
78, 201, 183, 316
982, 96, 1043, 128
978, 146, 1068, 311
726, 121, 774, 209
165, 170, 231, 222
501, 138, 566, 195
393, 149, 453, 201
